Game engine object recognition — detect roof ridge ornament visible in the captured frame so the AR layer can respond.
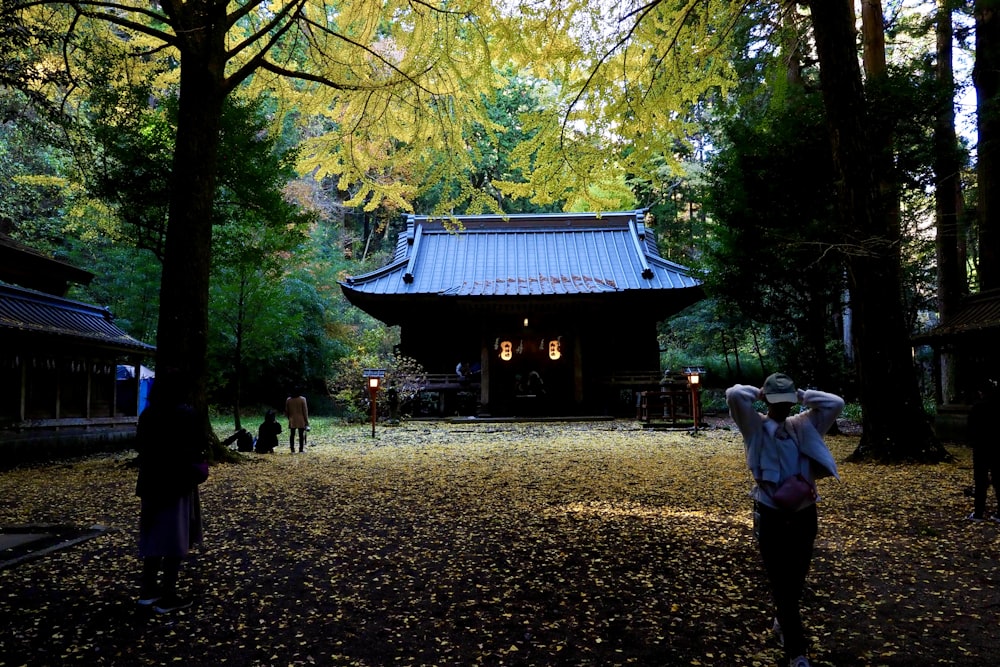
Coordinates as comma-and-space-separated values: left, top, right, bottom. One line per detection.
627, 218, 655, 279
403, 224, 422, 284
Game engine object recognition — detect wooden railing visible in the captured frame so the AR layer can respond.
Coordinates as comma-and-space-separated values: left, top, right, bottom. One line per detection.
417, 373, 480, 390
637, 388, 697, 425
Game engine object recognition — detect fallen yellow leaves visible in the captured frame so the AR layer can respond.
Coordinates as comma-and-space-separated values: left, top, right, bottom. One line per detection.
0, 419, 998, 666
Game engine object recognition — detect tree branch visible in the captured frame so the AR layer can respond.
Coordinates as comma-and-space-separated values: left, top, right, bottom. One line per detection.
64, 0, 177, 45
254, 60, 365, 91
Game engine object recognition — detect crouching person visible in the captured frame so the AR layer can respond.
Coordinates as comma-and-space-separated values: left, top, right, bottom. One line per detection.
255, 410, 282, 454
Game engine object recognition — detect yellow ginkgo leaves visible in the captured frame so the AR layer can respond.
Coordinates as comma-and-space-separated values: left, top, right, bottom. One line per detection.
0, 419, 997, 666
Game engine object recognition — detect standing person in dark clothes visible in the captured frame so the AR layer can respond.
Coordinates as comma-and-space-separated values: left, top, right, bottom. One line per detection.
968, 379, 1000, 521
255, 410, 282, 454
135, 368, 209, 613
726, 373, 843, 667
285, 387, 309, 453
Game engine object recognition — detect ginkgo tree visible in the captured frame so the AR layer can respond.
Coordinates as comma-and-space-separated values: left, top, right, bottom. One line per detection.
2, 0, 736, 449
1, 0, 519, 451
2, 0, 952, 463
531, 0, 948, 460
492, 0, 742, 209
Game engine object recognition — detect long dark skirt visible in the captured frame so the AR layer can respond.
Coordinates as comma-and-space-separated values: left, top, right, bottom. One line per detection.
139, 490, 203, 558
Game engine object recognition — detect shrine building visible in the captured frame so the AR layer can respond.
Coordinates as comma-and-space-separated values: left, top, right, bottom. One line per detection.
339, 210, 703, 417
0, 235, 154, 463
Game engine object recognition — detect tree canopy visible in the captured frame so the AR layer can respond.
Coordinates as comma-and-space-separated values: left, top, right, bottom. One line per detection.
1, 1, 994, 461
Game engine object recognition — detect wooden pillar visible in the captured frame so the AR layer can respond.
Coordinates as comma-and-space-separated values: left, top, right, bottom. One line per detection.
56, 360, 63, 419
573, 334, 584, 405
480, 336, 490, 410
19, 361, 26, 422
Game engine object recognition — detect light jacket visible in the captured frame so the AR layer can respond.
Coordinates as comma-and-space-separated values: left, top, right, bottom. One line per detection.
285, 395, 309, 429
726, 384, 843, 510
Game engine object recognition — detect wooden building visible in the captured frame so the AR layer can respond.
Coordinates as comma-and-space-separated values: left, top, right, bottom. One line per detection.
339, 210, 703, 416
0, 235, 155, 462
914, 288, 1000, 441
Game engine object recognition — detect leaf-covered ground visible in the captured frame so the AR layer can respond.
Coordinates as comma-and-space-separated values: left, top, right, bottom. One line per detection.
1, 419, 998, 666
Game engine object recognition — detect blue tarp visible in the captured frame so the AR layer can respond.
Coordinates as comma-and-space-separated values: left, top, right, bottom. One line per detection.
116, 365, 155, 415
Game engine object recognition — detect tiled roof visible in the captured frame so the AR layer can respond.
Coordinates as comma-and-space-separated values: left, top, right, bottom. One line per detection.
915, 288, 1000, 342
341, 210, 701, 299
0, 283, 155, 354
0, 234, 93, 296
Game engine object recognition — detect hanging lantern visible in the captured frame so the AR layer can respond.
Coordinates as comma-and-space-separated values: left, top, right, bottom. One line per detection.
499, 340, 513, 361
548, 339, 562, 360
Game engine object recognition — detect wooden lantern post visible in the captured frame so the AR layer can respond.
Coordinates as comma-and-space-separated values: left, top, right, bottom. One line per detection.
686, 368, 702, 433
363, 369, 385, 438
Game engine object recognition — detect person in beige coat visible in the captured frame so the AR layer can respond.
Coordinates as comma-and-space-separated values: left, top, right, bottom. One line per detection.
285, 388, 309, 453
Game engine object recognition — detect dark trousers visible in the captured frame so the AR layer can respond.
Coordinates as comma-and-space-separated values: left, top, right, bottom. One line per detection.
972, 449, 1000, 517
757, 502, 818, 661
290, 428, 306, 451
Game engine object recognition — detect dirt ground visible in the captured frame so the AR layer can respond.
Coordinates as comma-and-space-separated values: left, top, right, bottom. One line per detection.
0, 417, 997, 666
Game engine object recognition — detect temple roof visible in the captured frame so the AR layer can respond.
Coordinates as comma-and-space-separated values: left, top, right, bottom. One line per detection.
914, 288, 1000, 343
0, 234, 94, 297
340, 210, 703, 323
0, 283, 155, 354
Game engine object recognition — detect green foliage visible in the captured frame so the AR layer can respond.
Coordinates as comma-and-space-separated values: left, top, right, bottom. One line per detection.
0, 7, 71, 114
874, 64, 963, 331
74, 87, 338, 412
701, 89, 849, 390
83, 72, 173, 258
206, 97, 321, 416
632, 153, 709, 267
0, 0, 965, 439
0, 89, 72, 241
660, 299, 769, 386
412, 71, 568, 215
66, 243, 160, 344
326, 323, 426, 422
841, 402, 863, 423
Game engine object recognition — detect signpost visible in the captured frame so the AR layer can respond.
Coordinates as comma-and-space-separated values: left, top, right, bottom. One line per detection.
363, 369, 386, 438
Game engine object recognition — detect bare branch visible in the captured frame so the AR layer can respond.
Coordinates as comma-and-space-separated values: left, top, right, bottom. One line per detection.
254, 60, 364, 91
299, 14, 438, 96
224, 2, 308, 92
64, 0, 177, 45
226, 0, 304, 62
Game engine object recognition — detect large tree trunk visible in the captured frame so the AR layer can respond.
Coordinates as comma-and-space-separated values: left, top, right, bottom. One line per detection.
935, 0, 966, 404
805, 0, 948, 461
860, 0, 886, 77
781, 5, 804, 87
976, 1, 1000, 290
157, 0, 231, 459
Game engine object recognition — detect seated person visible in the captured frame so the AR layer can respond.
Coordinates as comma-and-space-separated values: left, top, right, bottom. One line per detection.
235, 428, 254, 452
527, 370, 545, 395
255, 410, 282, 454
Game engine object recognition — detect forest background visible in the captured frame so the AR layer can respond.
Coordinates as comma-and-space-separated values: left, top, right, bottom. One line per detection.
0, 1, 995, 461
